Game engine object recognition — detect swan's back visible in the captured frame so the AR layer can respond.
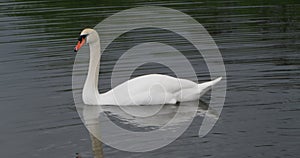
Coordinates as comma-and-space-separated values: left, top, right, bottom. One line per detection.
110, 74, 198, 94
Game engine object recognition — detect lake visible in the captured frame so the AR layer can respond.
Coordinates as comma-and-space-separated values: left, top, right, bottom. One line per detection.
0, 0, 299, 157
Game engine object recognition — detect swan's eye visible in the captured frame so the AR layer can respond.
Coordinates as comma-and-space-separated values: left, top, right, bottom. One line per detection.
78, 34, 88, 43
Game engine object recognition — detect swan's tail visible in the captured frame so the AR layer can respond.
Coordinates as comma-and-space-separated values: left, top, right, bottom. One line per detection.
198, 77, 222, 96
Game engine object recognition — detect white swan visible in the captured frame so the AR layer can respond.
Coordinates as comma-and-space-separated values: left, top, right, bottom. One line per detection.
74, 28, 222, 106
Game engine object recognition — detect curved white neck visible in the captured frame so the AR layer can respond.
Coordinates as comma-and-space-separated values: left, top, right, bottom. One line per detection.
82, 40, 101, 105
88, 41, 100, 89
82, 32, 117, 105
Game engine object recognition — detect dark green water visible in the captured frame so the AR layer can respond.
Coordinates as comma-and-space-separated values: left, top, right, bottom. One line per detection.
0, 0, 299, 157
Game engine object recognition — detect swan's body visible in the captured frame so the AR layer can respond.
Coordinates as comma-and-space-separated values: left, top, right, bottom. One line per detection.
74, 28, 222, 106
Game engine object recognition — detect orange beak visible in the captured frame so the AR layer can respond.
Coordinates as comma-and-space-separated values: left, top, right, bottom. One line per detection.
74, 38, 86, 52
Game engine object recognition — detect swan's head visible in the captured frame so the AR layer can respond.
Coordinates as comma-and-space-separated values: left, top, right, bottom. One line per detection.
74, 28, 99, 52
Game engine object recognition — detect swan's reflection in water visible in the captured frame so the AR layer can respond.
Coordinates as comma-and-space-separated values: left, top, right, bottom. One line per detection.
82, 100, 218, 132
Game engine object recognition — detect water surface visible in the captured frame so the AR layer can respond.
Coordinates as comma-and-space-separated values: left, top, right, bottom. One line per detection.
0, 0, 299, 157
